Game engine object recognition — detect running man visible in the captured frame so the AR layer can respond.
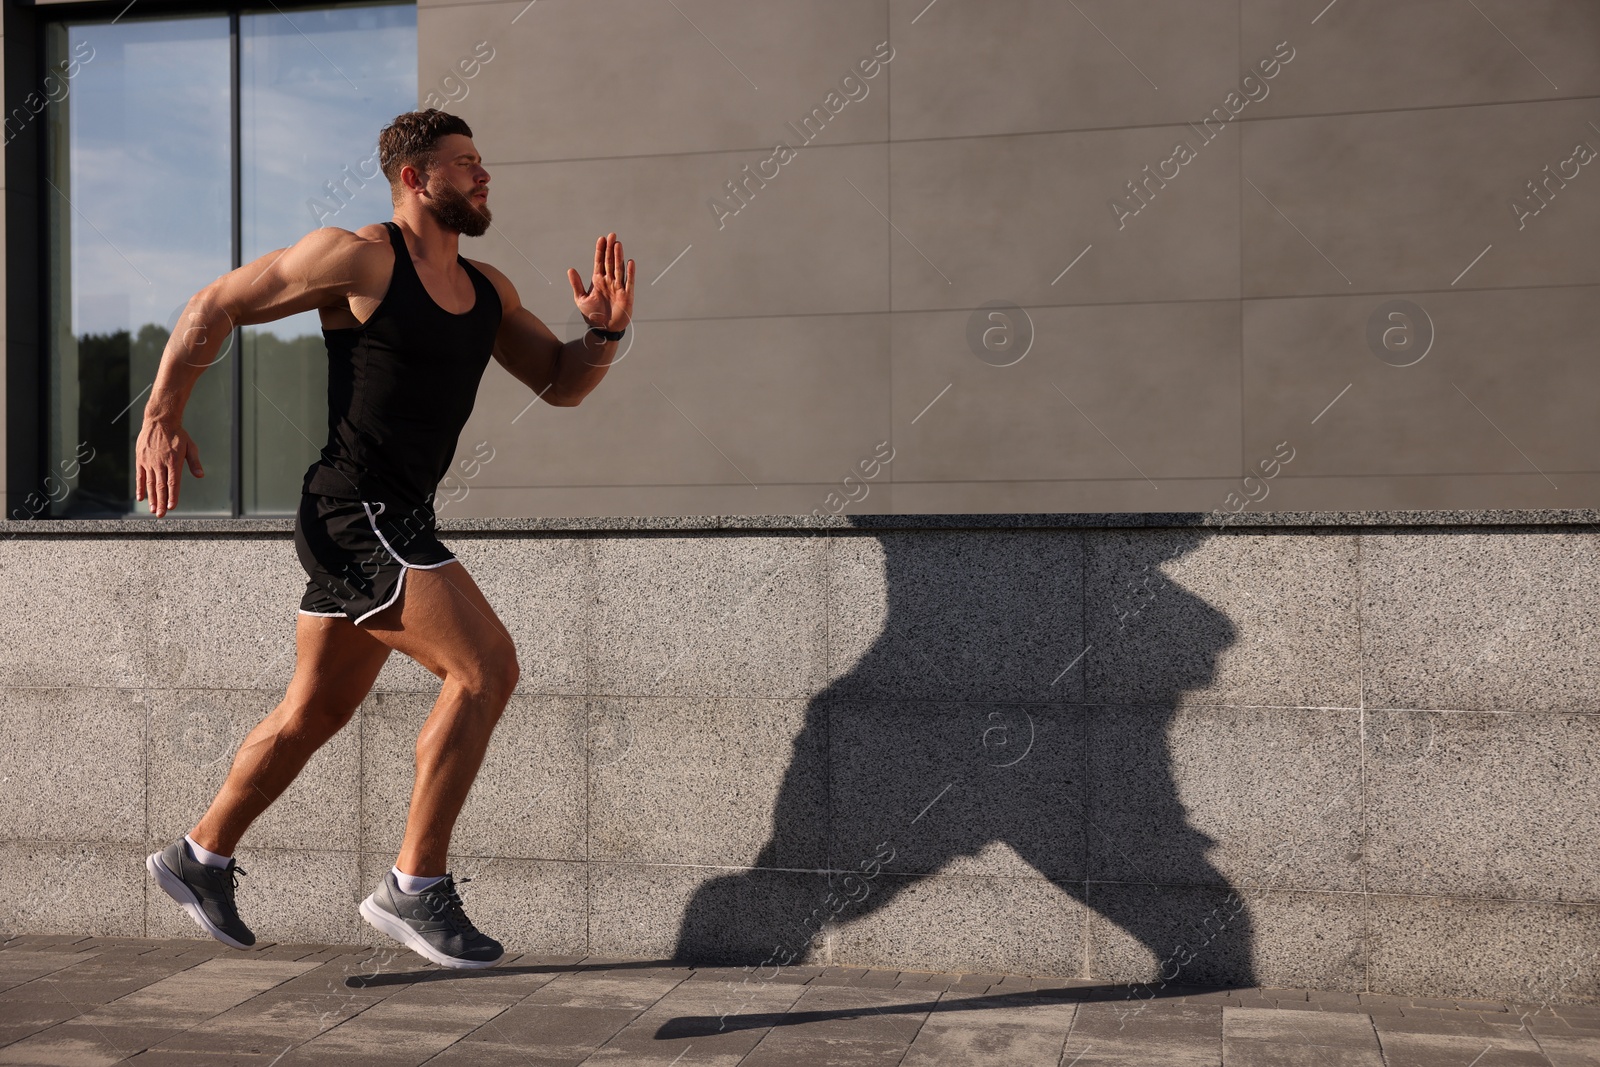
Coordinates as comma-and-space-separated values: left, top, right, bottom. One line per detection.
135, 109, 633, 969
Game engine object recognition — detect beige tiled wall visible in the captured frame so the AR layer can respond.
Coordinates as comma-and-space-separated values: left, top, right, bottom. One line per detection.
426, 0, 1597, 518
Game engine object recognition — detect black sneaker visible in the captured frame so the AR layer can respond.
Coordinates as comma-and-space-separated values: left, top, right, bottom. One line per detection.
359, 871, 503, 970
145, 839, 256, 949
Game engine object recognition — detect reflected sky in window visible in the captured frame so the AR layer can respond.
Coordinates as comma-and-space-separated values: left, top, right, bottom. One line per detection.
63, 16, 231, 340
63, 4, 416, 340
242, 4, 417, 340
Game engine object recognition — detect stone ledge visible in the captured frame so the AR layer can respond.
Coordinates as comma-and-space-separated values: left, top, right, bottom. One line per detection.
1, 508, 1598, 537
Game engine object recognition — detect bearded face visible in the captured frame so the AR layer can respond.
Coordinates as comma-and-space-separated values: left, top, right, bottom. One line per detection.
423, 170, 490, 237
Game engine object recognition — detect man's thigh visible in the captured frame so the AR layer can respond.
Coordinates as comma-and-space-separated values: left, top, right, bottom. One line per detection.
286, 612, 394, 711
359, 561, 515, 680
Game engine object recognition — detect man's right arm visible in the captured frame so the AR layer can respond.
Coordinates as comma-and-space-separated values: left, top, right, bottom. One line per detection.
135, 226, 375, 516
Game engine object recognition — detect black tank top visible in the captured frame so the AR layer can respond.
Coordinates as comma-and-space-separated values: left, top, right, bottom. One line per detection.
302, 221, 502, 507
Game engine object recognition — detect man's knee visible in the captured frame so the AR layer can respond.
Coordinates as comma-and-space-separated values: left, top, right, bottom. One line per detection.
454, 648, 519, 705
283, 691, 361, 734
492, 652, 520, 703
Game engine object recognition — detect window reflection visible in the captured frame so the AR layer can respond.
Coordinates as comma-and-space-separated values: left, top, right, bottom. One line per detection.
241, 4, 416, 515
44, 4, 417, 517
46, 16, 232, 516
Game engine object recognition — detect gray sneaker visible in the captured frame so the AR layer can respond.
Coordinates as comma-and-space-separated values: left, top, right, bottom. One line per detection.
359, 871, 504, 970
145, 839, 255, 949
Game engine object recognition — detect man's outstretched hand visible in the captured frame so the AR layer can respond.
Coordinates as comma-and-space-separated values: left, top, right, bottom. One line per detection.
135, 418, 204, 517
568, 233, 634, 332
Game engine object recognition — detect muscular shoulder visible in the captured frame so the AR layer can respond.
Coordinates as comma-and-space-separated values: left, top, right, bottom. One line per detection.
289, 222, 388, 257
277, 224, 394, 298
464, 257, 522, 313
317, 223, 392, 273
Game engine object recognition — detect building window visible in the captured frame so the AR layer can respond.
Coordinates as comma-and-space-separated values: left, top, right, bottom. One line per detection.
43, 2, 417, 517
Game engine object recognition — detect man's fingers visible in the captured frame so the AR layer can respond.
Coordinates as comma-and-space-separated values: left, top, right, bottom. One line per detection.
568, 268, 586, 301
593, 235, 604, 278
150, 464, 166, 515
165, 457, 182, 511
186, 440, 204, 478
135, 460, 146, 502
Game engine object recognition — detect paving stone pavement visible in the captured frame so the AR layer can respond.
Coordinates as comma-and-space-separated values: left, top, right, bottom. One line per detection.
2, 935, 1599, 1066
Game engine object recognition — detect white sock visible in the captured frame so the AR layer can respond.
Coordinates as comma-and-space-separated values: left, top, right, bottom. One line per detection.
392, 866, 446, 895
184, 834, 233, 869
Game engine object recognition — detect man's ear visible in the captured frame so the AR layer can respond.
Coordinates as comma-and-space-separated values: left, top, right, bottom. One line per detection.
400, 162, 429, 195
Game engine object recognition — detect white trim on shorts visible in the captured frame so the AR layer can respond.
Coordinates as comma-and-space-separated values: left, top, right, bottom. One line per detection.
344, 500, 458, 625
291, 500, 458, 624
353, 565, 406, 626
361, 500, 459, 570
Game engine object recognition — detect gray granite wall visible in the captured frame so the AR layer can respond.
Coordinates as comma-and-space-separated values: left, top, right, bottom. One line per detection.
0, 512, 1597, 1003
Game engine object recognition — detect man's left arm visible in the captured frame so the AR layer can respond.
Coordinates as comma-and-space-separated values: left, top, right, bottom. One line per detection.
472, 233, 634, 408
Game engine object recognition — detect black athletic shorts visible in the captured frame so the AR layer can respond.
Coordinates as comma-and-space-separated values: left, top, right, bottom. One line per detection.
293, 493, 456, 625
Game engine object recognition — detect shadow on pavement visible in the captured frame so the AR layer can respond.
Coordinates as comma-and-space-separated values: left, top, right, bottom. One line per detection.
653, 982, 1235, 1039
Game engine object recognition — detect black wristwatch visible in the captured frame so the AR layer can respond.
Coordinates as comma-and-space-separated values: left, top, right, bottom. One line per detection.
587, 324, 627, 342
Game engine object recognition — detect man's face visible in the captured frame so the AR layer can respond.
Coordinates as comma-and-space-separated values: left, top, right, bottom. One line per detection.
420, 133, 490, 237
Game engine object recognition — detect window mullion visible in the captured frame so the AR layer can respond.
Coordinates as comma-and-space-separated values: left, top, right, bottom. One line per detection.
229, 8, 243, 518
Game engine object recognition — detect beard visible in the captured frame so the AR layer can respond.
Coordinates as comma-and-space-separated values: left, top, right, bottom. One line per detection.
425, 176, 491, 237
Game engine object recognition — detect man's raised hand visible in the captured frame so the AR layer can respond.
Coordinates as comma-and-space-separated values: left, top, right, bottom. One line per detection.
567, 233, 635, 332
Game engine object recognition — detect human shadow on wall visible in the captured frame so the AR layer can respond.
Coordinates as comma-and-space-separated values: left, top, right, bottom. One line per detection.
671, 525, 1257, 992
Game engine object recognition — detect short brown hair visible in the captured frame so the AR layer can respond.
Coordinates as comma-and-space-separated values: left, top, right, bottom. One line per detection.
378, 109, 473, 193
